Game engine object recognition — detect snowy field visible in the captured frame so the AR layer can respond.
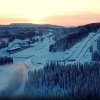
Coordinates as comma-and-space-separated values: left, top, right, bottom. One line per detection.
1, 31, 100, 68
0, 30, 100, 97
0, 65, 16, 91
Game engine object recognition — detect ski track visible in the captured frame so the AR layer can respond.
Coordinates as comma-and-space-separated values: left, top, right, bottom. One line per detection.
0, 31, 100, 98
78, 33, 100, 58
69, 33, 96, 60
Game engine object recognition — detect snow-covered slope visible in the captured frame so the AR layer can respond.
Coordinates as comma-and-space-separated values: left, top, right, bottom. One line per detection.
68, 32, 96, 60
0, 27, 100, 98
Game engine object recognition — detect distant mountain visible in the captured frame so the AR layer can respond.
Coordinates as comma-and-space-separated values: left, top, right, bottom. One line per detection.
9, 23, 67, 28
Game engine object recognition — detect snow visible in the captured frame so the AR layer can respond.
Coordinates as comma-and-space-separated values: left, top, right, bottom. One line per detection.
10, 31, 99, 69
10, 63, 29, 98
0, 62, 29, 98
13, 58, 26, 63
0, 29, 100, 97
96, 28, 100, 33
0, 65, 17, 91
11, 47, 34, 56
67, 32, 100, 64
0, 32, 56, 96
0, 39, 23, 56
8, 47, 21, 51
69, 32, 96, 60
78, 33, 99, 57
8, 39, 22, 47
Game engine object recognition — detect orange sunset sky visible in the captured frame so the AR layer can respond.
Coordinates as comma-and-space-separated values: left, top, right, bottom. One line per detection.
0, 0, 100, 26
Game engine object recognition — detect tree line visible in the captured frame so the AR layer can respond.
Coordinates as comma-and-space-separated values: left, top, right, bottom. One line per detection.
0, 26, 51, 50
49, 23, 100, 52
0, 56, 13, 65
23, 61, 100, 100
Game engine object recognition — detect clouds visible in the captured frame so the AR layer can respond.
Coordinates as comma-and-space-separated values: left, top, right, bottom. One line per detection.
0, 13, 32, 25
40, 12, 100, 26
0, 0, 100, 26
0, 0, 100, 14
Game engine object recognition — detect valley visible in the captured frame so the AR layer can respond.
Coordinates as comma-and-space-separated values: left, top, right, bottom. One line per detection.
0, 23, 100, 99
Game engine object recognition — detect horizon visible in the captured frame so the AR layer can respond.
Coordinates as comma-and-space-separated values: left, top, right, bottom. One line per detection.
0, 22, 99, 28
0, 0, 100, 26
0, 22, 100, 28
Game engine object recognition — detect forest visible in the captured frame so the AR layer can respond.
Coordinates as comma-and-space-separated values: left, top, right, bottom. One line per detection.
0, 56, 13, 65
0, 23, 100, 100
0, 26, 51, 49
49, 23, 100, 52
23, 61, 100, 100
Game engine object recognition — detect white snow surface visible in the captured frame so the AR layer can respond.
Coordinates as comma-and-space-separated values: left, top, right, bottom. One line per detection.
69, 32, 95, 60
0, 30, 100, 97
0, 64, 17, 91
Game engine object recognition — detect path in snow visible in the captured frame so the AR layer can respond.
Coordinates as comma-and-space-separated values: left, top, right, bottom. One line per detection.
78, 33, 100, 58
8, 42, 21, 50
11, 54, 34, 58
69, 33, 96, 60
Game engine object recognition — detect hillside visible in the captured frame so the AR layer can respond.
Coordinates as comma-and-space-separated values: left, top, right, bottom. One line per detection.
0, 22, 100, 99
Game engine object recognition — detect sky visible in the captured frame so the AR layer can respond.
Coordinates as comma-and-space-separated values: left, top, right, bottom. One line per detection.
0, 0, 100, 26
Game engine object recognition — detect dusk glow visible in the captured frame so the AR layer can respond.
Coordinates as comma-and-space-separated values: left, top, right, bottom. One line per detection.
0, 0, 100, 26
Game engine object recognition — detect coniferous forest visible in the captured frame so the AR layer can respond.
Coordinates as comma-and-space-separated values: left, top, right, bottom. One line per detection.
49, 23, 100, 52
0, 56, 13, 65
0, 23, 100, 100
23, 61, 100, 100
